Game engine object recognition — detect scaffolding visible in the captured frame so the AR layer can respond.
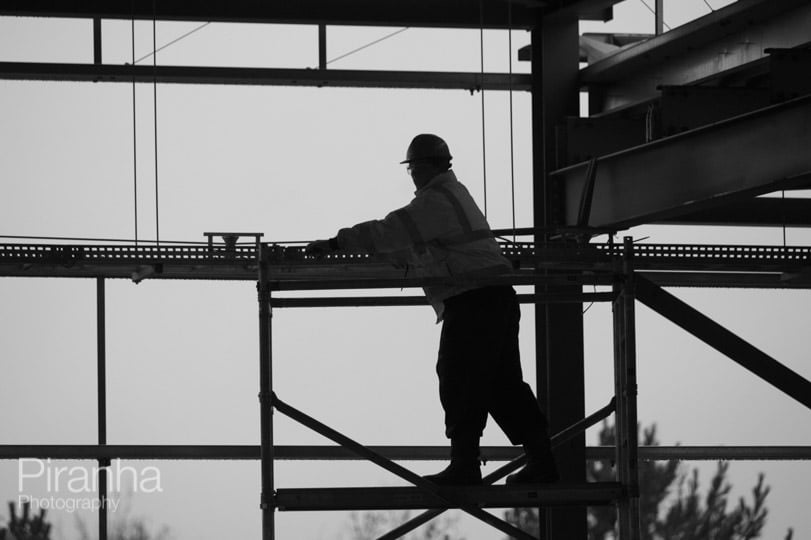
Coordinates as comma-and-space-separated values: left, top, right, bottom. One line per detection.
3, 237, 811, 538
3, 0, 811, 538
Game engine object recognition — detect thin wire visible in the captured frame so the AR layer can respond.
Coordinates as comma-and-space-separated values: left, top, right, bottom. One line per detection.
507, 0, 516, 243
638, 0, 671, 31
134, 22, 211, 64
152, 3, 160, 247
702, 0, 715, 12
479, 0, 488, 218
325, 27, 410, 66
131, 14, 139, 246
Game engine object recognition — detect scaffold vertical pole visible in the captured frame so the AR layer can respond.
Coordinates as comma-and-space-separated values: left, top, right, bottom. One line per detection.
258, 245, 275, 540
96, 278, 108, 540
613, 237, 640, 539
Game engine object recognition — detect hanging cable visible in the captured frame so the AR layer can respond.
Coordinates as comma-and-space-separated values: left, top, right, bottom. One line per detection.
325, 27, 410, 66
479, 0, 488, 218
702, 0, 715, 12
152, 1, 161, 247
507, 0, 516, 243
131, 13, 139, 246
134, 21, 210, 64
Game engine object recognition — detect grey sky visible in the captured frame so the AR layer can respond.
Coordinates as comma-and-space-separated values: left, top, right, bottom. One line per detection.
2, 1, 810, 538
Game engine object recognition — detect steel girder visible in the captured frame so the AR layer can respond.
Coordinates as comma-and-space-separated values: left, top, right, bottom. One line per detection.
581, 0, 811, 112
659, 197, 811, 228
553, 95, 811, 231
0, 61, 531, 91
0, 0, 620, 29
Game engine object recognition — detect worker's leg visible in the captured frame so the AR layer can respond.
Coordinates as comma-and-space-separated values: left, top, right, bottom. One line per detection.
424, 290, 491, 485
485, 288, 547, 441
485, 288, 559, 484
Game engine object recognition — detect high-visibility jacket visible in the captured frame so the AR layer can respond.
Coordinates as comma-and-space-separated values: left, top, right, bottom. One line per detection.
336, 170, 513, 320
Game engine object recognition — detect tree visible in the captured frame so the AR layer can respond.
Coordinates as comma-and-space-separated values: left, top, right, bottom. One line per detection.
345, 509, 464, 540
73, 490, 172, 540
0, 501, 52, 540
504, 421, 794, 540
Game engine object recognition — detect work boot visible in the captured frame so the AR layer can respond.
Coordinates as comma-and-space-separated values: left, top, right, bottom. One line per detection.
506, 439, 559, 485
423, 459, 483, 486
423, 436, 483, 486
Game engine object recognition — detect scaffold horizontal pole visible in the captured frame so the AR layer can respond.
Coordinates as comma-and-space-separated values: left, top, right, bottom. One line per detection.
275, 483, 625, 511
3, 445, 810, 461
270, 292, 616, 308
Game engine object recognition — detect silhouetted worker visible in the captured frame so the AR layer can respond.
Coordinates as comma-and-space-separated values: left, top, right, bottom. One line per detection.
307, 134, 558, 485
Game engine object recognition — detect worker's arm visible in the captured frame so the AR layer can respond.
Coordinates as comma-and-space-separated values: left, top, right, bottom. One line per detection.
306, 194, 439, 256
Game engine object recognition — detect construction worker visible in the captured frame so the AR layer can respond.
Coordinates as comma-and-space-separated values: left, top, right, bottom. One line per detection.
307, 134, 558, 485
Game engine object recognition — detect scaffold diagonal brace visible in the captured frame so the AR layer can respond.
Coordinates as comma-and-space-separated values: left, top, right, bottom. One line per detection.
377, 398, 617, 540
271, 394, 538, 540
635, 276, 811, 410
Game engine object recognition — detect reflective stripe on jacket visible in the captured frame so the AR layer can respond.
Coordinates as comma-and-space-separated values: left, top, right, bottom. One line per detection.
335, 170, 512, 320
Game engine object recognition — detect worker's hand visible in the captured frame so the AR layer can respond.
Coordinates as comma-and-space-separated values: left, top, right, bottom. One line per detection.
305, 239, 333, 258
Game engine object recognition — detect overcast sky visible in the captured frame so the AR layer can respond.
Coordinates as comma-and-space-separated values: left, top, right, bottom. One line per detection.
2, 1, 810, 538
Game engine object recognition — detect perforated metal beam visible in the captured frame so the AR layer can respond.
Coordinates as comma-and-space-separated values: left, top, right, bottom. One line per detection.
554, 95, 811, 230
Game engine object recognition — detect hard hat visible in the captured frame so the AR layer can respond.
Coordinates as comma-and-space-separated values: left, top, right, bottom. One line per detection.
400, 134, 452, 164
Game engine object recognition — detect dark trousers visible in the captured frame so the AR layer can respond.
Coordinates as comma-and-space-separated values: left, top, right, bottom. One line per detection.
437, 286, 550, 445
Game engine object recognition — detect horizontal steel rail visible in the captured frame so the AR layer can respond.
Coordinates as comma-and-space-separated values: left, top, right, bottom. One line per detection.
3, 445, 809, 461
0, 62, 532, 92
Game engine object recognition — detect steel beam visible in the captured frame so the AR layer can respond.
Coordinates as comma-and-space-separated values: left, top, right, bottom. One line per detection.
658, 197, 811, 228
0, 62, 531, 91
554, 95, 811, 230
0, 0, 621, 29
581, 0, 811, 111
635, 275, 811, 411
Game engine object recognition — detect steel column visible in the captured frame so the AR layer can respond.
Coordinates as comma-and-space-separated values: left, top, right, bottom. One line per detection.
257, 247, 275, 540
93, 18, 102, 65
318, 25, 327, 70
96, 278, 108, 540
533, 10, 587, 539
613, 238, 640, 539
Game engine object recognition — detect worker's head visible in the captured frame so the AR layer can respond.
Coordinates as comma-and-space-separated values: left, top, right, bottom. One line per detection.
401, 134, 452, 189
